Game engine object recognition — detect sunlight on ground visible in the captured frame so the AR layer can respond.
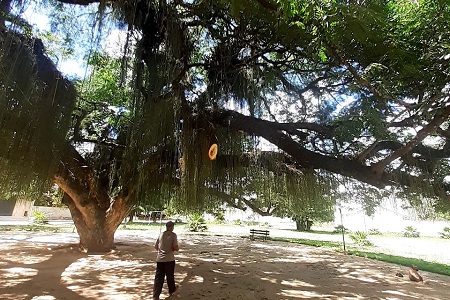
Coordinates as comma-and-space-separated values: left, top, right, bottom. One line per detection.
58, 252, 154, 299
382, 289, 420, 298
189, 275, 204, 283
2, 293, 28, 299
212, 268, 237, 275
197, 257, 220, 262
271, 257, 304, 263
281, 279, 316, 288
280, 289, 333, 298
260, 276, 277, 284
1, 267, 37, 287
1, 232, 450, 300
2, 251, 51, 264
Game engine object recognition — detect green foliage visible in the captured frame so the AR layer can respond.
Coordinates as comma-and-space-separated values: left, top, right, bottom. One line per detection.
349, 231, 373, 247
368, 228, 382, 235
271, 236, 342, 251
403, 226, 420, 238
348, 250, 450, 277
233, 219, 242, 226
186, 214, 208, 232
72, 51, 132, 145
278, 173, 335, 231
32, 211, 49, 225
244, 221, 259, 226
0, 31, 75, 196
333, 225, 346, 233
3, 0, 450, 222
336, 180, 387, 217
439, 227, 450, 239
211, 210, 225, 223
35, 185, 64, 207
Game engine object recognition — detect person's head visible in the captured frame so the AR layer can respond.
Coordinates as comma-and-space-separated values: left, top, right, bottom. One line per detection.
166, 221, 175, 231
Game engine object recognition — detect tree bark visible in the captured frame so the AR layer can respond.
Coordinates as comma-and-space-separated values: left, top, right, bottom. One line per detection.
62, 193, 114, 252
372, 106, 450, 177
54, 144, 133, 252
212, 109, 392, 188
295, 218, 312, 231
0, 0, 12, 27
56, 182, 132, 252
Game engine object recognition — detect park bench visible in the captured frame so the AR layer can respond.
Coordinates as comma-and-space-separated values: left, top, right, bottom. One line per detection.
250, 229, 270, 241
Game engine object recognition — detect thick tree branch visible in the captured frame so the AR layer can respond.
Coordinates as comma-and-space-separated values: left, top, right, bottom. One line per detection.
358, 139, 450, 164
323, 38, 414, 109
53, 0, 98, 5
372, 106, 450, 176
208, 188, 273, 217
55, 144, 111, 210
211, 109, 391, 188
254, 0, 278, 11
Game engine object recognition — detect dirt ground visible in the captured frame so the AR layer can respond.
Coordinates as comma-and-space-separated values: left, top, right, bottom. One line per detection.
1, 230, 449, 300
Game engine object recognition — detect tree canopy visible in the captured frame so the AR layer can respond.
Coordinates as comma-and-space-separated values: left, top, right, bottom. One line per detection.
1, 0, 449, 250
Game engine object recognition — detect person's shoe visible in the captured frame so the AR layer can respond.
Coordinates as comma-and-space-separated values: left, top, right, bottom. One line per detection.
169, 284, 179, 296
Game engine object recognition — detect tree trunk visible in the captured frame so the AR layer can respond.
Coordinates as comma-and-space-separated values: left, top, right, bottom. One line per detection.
62, 193, 129, 252
0, 0, 12, 27
54, 144, 134, 253
76, 221, 115, 252
62, 196, 113, 252
295, 218, 313, 232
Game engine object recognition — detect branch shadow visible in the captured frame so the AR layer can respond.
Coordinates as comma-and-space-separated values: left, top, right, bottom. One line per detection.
1, 232, 449, 300
0, 242, 89, 299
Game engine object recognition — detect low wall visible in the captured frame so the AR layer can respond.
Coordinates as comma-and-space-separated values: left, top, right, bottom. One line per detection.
0, 199, 34, 217
34, 206, 72, 220
13, 200, 33, 218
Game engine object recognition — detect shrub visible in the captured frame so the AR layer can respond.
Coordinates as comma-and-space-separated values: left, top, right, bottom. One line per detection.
439, 227, 450, 239
403, 226, 420, 238
233, 219, 242, 226
244, 221, 258, 226
333, 225, 347, 233
212, 210, 225, 223
187, 214, 208, 232
349, 231, 373, 247
32, 211, 49, 224
368, 228, 382, 235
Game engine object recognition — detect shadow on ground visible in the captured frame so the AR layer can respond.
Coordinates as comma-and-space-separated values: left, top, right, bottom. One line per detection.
0, 232, 448, 300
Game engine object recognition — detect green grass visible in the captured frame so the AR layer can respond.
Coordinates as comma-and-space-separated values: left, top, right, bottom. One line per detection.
120, 221, 187, 230
284, 229, 341, 235
119, 221, 164, 230
271, 236, 343, 249
0, 221, 186, 232
0, 224, 74, 232
271, 236, 450, 277
348, 250, 450, 276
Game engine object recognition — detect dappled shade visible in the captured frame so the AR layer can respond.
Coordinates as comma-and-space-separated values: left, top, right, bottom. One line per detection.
1, 232, 449, 299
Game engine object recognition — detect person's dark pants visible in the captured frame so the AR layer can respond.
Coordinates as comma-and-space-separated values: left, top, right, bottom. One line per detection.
153, 261, 176, 298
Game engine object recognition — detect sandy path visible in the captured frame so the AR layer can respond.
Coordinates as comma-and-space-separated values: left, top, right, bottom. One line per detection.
0, 232, 449, 300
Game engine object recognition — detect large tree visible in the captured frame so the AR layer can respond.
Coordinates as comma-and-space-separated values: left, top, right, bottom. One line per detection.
1, 0, 449, 251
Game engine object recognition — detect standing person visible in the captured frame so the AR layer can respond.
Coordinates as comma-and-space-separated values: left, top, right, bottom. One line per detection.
153, 221, 179, 300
